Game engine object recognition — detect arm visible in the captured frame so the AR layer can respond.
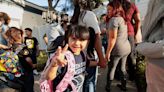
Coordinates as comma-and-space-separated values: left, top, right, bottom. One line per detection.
95, 33, 106, 68
136, 41, 164, 59
0, 44, 8, 49
35, 38, 40, 56
44, 60, 59, 80
25, 57, 34, 67
84, 11, 106, 68
36, 45, 40, 56
105, 29, 117, 60
89, 60, 98, 67
43, 34, 48, 45
133, 7, 142, 43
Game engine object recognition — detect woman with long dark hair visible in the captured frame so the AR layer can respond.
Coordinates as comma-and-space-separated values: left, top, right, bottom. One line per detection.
118, 0, 142, 81
105, 1, 131, 91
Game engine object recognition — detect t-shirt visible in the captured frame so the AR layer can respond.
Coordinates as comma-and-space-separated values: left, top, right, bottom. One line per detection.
126, 3, 139, 36
24, 37, 38, 55
0, 26, 7, 54
107, 17, 131, 56
0, 25, 7, 45
45, 23, 65, 46
78, 10, 101, 34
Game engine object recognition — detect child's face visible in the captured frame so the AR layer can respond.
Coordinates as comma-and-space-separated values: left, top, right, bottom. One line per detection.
68, 36, 88, 55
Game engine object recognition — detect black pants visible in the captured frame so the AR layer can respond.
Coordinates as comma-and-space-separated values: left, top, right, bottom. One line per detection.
107, 55, 128, 81
22, 71, 34, 92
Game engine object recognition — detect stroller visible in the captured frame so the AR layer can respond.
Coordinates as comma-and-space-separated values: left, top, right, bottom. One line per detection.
0, 45, 25, 91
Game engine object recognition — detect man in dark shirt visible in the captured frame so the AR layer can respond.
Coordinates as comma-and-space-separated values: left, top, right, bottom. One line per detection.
24, 28, 39, 75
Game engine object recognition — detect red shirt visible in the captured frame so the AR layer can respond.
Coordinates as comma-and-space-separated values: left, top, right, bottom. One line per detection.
126, 3, 139, 36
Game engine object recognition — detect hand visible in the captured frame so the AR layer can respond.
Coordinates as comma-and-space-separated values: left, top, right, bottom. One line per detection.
51, 44, 68, 67
135, 31, 142, 44
98, 58, 107, 68
0, 44, 9, 49
105, 53, 111, 62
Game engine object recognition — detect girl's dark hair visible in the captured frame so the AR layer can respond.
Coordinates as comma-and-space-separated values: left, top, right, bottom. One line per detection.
106, 1, 126, 22
87, 27, 96, 57
65, 25, 90, 43
25, 28, 32, 32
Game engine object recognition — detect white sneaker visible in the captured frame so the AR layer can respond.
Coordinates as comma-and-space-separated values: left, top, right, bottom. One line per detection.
33, 69, 39, 75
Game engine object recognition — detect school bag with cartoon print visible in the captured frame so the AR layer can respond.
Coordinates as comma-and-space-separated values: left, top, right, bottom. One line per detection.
0, 44, 25, 78
0, 44, 25, 89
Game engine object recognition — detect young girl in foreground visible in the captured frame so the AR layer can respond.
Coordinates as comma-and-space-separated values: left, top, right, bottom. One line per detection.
42, 25, 90, 92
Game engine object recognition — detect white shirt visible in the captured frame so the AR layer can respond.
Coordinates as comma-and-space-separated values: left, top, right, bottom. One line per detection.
78, 10, 101, 34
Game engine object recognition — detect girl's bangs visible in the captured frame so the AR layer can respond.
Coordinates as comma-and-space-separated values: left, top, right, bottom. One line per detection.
73, 29, 90, 40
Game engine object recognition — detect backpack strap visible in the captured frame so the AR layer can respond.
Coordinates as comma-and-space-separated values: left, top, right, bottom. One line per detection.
40, 51, 77, 92
80, 51, 86, 62
55, 51, 76, 92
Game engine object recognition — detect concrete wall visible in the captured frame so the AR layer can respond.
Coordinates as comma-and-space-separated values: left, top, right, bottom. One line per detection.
0, 1, 24, 28
22, 11, 45, 29
135, 0, 150, 22
0, 1, 47, 50
22, 11, 47, 50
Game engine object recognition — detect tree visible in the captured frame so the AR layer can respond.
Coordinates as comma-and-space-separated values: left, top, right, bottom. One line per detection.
47, 0, 108, 12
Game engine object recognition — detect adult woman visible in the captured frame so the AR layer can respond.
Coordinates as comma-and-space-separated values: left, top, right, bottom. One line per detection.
105, 1, 131, 91
118, 0, 142, 81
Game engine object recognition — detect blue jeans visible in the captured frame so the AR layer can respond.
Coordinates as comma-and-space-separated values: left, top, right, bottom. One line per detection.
83, 66, 97, 92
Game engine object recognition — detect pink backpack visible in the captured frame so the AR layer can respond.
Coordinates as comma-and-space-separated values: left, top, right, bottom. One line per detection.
40, 51, 77, 92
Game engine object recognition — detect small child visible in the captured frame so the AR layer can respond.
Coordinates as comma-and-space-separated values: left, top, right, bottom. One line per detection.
7, 27, 35, 92
40, 25, 90, 92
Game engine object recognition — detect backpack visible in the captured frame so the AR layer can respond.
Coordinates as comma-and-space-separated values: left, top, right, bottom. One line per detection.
40, 51, 86, 92
0, 44, 25, 90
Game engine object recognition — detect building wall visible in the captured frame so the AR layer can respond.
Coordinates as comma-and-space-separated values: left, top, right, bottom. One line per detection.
135, 0, 150, 22
22, 11, 47, 50
0, 1, 47, 50
22, 11, 45, 29
0, 1, 24, 28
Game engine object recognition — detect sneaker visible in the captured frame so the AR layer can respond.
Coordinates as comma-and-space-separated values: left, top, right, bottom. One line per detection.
33, 69, 39, 75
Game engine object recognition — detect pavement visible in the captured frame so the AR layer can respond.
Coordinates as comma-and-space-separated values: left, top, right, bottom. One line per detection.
33, 67, 137, 92
96, 68, 137, 92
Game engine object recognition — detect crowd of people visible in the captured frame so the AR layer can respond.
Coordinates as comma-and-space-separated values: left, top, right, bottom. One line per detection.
0, 0, 164, 92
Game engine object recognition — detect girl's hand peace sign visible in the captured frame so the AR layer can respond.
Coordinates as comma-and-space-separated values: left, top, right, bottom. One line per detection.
51, 44, 69, 67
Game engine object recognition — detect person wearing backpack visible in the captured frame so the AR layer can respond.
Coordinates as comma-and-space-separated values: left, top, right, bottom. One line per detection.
41, 25, 90, 92
5, 27, 34, 92
70, 1, 107, 91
